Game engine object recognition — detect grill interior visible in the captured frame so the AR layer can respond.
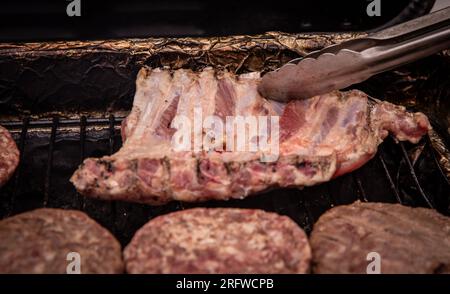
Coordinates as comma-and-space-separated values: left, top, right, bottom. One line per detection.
1, 115, 449, 246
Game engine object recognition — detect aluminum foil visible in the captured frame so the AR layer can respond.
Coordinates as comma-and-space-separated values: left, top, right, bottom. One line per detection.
0, 32, 363, 117
0, 31, 448, 180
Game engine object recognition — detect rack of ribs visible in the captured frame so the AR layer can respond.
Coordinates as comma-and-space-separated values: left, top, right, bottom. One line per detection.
71, 67, 430, 205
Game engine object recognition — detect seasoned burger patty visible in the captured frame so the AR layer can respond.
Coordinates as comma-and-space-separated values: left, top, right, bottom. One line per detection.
0, 208, 124, 274
0, 125, 19, 187
124, 208, 311, 273
310, 201, 450, 274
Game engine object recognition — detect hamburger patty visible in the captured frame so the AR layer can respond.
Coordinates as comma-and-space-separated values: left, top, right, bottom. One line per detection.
0, 208, 124, 274
310, 201, 450, 274
0, 125, 19, 188
124, 208, 311, 273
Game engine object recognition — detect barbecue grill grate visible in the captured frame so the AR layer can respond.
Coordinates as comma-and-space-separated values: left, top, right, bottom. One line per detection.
0, 115, 449, 245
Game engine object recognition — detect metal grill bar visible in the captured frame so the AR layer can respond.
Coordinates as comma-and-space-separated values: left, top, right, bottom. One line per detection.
8, 117, 30, 216
108, 114, 117, 232
297, 197, 313, 232
326, 183, 339, 206
399, 141, 434, 208
0, 117, 124, 129
43, 117, 58, 207
79, 116, 87, 162
378, 152, 403, 204
77, 116, 87, 210
353, 173, 368, 202
303, 198, 315, 231
108, 114, 115, 155
426, 136, 450, 186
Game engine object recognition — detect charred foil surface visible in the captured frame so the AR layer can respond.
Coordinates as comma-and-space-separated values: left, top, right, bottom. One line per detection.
0, 33, 449, 246
0, 32, 363, 116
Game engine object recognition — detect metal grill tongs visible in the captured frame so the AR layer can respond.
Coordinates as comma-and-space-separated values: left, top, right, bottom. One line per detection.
258, 7, 450, 102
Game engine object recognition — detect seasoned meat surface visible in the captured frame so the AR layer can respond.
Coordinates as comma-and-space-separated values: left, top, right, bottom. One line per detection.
124, 208, 311, 274
71, 67, 430, 205
0, 208, 124, 274
310, 201, 450, 274
0, 125, 19, 188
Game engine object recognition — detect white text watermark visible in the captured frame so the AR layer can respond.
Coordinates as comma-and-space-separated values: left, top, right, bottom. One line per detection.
171, 107, 280, 162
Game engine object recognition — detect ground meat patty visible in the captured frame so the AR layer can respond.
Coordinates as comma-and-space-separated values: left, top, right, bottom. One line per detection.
0, 208, 124, 273
310, 201, 450, 274
0, 125, 19, 188
124, 208, 311, 273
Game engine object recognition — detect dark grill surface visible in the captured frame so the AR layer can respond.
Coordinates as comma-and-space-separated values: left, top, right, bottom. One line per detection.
0, 116, 449, 246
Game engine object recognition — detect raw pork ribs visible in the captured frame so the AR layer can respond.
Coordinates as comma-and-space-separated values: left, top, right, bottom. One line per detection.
71, 67, 430, 205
